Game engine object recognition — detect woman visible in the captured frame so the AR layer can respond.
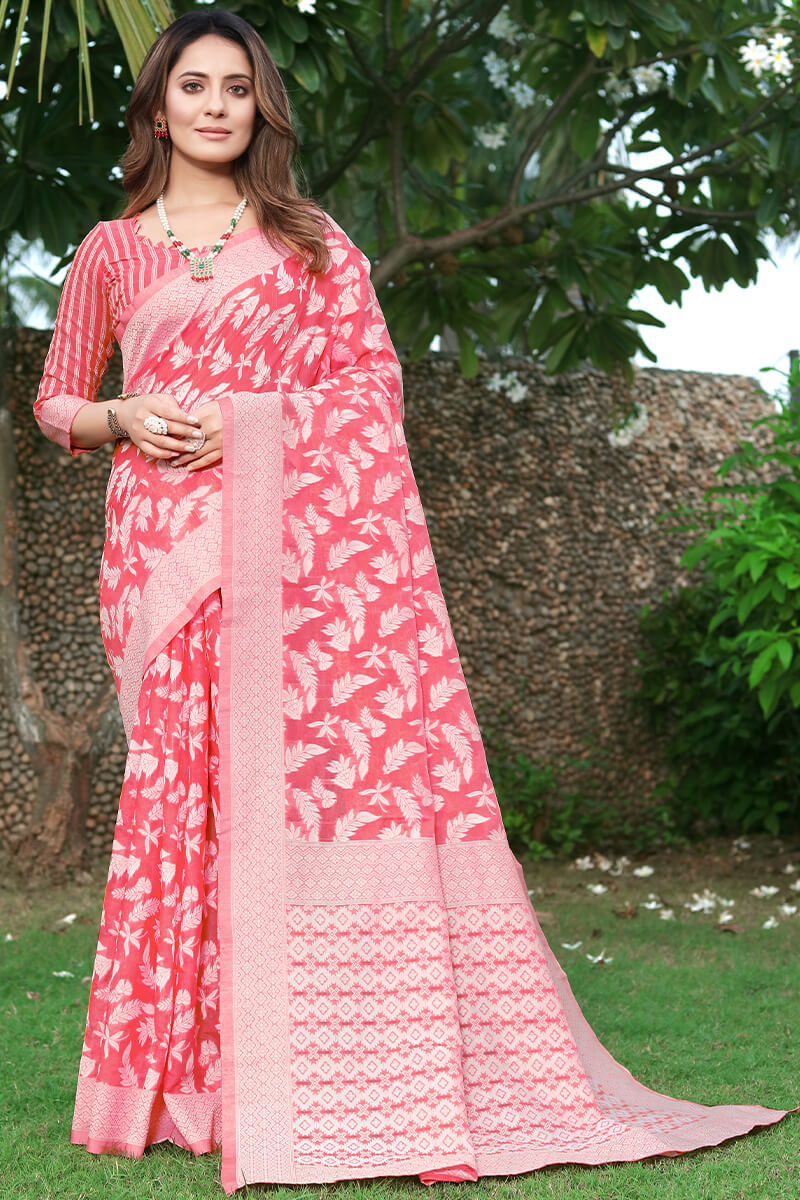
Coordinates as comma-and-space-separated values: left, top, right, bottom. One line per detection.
34, 9, 795, 1196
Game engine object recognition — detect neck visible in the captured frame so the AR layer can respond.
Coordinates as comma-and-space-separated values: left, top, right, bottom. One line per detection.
161, 154, 242, 210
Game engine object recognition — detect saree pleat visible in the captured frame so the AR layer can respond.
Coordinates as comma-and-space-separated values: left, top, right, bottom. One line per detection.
72, 589, 223, 1154
49, 212, 796, 1193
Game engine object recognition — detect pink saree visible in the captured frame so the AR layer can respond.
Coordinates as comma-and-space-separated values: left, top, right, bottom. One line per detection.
69, 213, 795, 1193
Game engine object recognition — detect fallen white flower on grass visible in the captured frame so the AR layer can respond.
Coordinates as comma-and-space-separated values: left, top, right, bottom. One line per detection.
783, 863, 797, 874
574, 856, 594, 871
52, 970, 75, 978
685, 889, 718, 913
642, 898, 662, 910
633, 865, 655, 877
4, 932, 17, 942
790, 880, 800, 893
587, 883, 608, 895
58, 913, 78, 926
561, 941, 583, 950
718, 911, 735, 924
718, 896, 735, 907
762, 916, 780, 930
608, 855, 631, 876
750, 885, 780, 898
586, 949, 613, 964
595, 855, 613, 873
659, 908, 675, 920
778, 904, 798, 917
732, 836, 751, 851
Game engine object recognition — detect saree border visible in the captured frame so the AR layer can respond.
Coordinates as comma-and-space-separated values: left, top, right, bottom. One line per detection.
116, 511, 223, 741
218, 389, 290, 1192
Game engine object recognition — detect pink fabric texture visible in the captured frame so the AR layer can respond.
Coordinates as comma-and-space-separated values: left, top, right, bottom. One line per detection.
37, 212, 797, 1194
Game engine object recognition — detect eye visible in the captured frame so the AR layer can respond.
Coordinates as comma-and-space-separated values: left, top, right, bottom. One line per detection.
181, 81, 249, 95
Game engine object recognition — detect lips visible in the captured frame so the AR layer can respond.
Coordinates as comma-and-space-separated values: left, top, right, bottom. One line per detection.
196, 128, 231, 134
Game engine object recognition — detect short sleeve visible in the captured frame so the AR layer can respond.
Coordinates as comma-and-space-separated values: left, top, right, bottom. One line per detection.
34, 222, 115, 456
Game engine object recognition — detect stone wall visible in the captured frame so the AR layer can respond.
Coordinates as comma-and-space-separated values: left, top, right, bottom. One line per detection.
2, 326, 774, 858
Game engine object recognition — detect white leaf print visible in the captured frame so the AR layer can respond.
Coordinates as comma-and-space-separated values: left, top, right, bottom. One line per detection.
419, 624, 444, 657
370, 551, 399, 583
342, 719, 370, 779
307, 639, 333, 670
283, 685, 305, 720
334, 810, 379, 840
404, 492, 426, 524
432, 758, 462, 791
129, 898, 161, 922
284, 469, 322, 498
441, 723, 474, 781
326, 538, 369, 570
333, 451, 360, 507
304, 504, 330, 534
288, 514, 314, 574
459, 708, 482, 740
360, 705, 386, 736
412, 546, 435, 575
378, 604, 414, 637
331, 672, 376, 705
327, 755, 357, 788
322, 617, 351, 650
375, 685, 405, 718
336, 584, 366, 640
325, 407, 360, 436
321, 484, 348, 517
283, 604, 324, 634
355, 570, 380, 601
294, 790, 322, 833
428, 675, 467, 710
110, 999, 145, 1025
383, 739, 425, 773
284, 741, 327, 773
384, 517, 409, 567
311, 775, 338, 806
394, 787, 423, 829
446, 812, 488, 840
374, 474, 401, 504
289, 649, 318, 710
421, 594, 454, 647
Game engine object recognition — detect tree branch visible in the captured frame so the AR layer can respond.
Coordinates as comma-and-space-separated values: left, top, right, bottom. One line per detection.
508, 56, 599, 207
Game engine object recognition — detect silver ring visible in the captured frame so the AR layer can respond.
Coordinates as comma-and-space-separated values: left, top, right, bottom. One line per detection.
143, 414, 168, 436
186, 430, 206, 452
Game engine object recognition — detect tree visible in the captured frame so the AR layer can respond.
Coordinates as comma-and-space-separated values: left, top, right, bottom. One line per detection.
2, 1, 800, 375
3, 0, 800, 872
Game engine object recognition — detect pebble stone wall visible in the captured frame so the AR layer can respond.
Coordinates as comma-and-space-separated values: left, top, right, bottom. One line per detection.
2, 327, 775, 860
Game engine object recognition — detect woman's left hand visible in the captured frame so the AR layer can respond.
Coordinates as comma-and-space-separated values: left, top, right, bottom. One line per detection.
169, 400, 222, 472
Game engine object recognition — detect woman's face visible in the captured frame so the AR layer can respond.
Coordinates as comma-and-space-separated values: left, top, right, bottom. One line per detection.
162, 33, 257, 167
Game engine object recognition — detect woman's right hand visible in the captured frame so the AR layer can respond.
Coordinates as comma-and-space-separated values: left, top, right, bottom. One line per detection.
118, 391, 205, 460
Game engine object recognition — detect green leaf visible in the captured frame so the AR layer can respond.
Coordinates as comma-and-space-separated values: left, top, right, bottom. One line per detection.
776, 639, 793, 670
586, 26, 608, 58
570, 111, 600, 160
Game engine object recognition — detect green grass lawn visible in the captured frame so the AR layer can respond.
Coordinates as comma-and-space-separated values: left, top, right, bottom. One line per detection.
0, 834, 797, 1200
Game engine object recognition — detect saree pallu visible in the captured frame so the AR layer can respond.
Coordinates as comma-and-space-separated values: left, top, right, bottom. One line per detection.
73, 216, 796, 1193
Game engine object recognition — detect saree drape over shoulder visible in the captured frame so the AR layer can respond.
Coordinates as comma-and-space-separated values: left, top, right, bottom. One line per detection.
35, 213, 796, 1195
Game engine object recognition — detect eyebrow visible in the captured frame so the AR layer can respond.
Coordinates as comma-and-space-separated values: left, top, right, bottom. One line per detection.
177, 71, 253, 82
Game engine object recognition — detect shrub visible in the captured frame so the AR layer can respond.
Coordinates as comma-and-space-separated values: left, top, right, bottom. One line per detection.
633, 365, 800, 837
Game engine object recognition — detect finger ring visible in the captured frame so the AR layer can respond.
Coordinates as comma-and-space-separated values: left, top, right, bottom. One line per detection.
144, 415, 169, 436
186, 430, 206, 452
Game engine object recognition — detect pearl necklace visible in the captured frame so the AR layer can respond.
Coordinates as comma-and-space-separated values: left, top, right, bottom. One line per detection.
156, 191, 249, 282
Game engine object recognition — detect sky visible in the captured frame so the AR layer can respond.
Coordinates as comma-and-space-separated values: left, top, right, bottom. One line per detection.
632, 236, 800, 384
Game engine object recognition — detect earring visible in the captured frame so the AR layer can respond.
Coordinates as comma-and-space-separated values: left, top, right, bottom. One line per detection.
153, 114, 169, 139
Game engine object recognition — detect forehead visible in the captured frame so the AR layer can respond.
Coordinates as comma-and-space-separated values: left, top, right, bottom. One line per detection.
171, 34, 252, 74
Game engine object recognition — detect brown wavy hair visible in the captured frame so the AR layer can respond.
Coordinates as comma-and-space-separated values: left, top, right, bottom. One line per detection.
114, 8, 332, 273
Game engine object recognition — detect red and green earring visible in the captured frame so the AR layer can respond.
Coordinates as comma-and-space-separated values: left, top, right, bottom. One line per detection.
153, 115, 169, 139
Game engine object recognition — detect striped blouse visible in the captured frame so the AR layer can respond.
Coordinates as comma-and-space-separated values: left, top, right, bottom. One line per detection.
35, 216, 200, 456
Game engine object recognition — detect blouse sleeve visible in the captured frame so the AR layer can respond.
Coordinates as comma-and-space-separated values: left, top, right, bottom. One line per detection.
34, 222, 116, 457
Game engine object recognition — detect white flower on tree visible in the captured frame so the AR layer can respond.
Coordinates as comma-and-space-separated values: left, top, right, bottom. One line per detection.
476, 122, 508, 149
